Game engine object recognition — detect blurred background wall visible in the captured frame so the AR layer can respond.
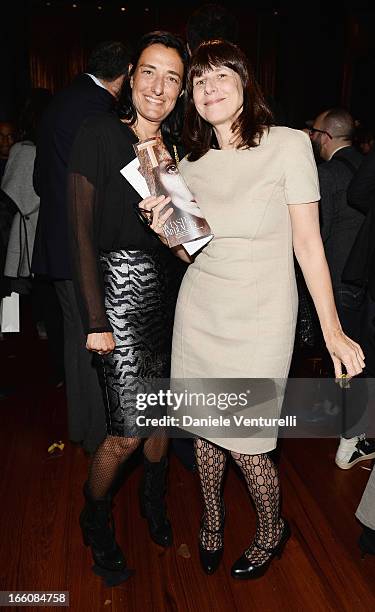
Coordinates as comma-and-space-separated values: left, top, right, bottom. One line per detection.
2, 0, 375, 128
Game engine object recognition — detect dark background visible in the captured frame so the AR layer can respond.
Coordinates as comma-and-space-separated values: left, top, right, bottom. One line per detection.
2, 0, 375, 127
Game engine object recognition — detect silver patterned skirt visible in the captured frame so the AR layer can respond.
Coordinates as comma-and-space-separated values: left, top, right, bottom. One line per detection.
98, 249, 175, 437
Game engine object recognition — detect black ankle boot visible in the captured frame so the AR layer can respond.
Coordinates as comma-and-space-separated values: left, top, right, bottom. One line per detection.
139, 456, 173, 547
79, 482, 127, 572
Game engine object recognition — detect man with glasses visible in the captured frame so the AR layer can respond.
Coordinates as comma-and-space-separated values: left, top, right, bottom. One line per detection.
309, 107, 375, 469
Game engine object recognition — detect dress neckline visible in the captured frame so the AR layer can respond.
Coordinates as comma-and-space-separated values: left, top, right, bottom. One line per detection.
207, 128, 270, 152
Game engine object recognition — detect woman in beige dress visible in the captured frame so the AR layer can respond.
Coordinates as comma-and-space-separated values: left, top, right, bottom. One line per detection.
139, 40, 365, 580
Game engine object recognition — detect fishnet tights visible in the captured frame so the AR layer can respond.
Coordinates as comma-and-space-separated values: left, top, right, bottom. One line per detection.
195, 438, 227, 550
143, 430, 169, 462
88, 432, 168, 500
195, 438, 283, 563
232, 451, 283, 564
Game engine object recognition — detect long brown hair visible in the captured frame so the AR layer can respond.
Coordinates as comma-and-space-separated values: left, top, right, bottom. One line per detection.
184, 39, 274, 161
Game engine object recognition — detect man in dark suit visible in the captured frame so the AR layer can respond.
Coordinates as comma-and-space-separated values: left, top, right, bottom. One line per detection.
32, 41, 130, 454
345, 149, 375, 377
341, 152, 375, 553
310, 107, 375, 469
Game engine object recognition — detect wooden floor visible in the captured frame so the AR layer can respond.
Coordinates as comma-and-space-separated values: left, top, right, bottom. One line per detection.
1, 303, 375, 611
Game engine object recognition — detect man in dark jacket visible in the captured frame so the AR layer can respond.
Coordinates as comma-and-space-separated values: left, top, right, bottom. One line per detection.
32, 41, 130, 454
310, 107, 375, 469
346, 148, 375, 320
345, 149, 375, 392
343, 151, 375, 552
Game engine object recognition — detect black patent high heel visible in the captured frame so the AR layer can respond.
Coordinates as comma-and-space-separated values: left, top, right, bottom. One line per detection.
231, 518, 291, 580
199, 505, 225, 575
359, 526, 375, 558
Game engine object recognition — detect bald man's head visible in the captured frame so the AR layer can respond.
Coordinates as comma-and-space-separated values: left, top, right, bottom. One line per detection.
320, 108, 354, 141
310, 108, 354, 160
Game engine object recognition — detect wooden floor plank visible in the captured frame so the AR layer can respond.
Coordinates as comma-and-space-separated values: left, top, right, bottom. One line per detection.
1, 313, 375, 611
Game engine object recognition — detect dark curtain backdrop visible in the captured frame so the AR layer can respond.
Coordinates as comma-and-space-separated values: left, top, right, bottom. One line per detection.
275, 7, 347, 128
349, 12, 375, 129
6, 2, 375, 128
0, 2, 31, 121
29, 3, 259, 94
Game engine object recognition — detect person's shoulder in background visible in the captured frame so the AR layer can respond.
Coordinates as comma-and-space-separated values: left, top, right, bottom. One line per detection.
42, 74, 113, 133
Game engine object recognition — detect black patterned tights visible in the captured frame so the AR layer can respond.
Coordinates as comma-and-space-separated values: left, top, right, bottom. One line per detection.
195, 438, 284, 564
195, 438, 227, 550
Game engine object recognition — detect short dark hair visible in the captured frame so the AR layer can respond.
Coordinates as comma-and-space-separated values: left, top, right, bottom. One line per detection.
117, 31, 188, 146
184, 39, 273, 161
186, 4, 240, 52
87, 40, 130, 81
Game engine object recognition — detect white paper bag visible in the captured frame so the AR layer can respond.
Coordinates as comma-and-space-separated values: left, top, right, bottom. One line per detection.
0, 292, 20, 332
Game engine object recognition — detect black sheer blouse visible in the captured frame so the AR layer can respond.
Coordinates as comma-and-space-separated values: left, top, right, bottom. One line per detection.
67, 113, 164, 334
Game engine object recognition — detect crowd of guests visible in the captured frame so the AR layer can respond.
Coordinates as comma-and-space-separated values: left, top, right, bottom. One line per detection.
0, 2, 374, 589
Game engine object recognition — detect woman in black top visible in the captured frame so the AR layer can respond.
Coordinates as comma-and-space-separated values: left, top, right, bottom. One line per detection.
68, 31, 187, 580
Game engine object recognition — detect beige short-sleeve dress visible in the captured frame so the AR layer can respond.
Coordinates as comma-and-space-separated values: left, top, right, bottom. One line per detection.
171, 126, 320, 454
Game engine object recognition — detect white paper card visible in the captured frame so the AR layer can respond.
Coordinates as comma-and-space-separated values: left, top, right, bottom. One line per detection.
120, 157, 151, 198
183, 234, 214, 255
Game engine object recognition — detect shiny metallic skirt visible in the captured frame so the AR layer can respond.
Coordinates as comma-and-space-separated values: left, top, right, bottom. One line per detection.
98, 249, 175, 437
